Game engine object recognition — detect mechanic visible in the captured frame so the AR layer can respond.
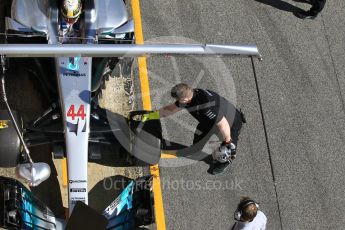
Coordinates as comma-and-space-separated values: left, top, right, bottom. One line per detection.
59, 0, 83, 43
156, 83, 245, 174
231, 197, 267, 230
295, 0, 326, 19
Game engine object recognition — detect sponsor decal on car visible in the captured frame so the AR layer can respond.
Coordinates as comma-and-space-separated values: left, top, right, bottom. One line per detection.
67, 57, 80, 71
70, 188, 87, 193
69, 180, 87, 184
104, 181, 134, 216
63, 72, 86, 77
71, 197, 86, 204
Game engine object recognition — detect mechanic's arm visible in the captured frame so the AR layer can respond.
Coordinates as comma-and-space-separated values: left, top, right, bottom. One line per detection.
216, 117, 232, 143
158, 103, 182, 118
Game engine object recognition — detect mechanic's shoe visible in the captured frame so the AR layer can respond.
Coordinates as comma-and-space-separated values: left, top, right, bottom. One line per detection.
240, 109, 247, 123
230, 153, 236, 161
211, 161, 230, 175
294, 10, 317, 19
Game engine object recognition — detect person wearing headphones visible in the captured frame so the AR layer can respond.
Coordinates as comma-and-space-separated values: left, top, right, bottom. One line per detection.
232, 197, 267, 230
153, 83, 245, 174
59, 0, 83, 43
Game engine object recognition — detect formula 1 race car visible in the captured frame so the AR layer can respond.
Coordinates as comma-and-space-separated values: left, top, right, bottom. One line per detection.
0, 0, 156, 228
0, 0, 261, 229
1, 0, 139, 206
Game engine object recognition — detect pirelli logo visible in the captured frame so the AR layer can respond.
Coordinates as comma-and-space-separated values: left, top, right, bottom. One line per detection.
70, 188, 87, 193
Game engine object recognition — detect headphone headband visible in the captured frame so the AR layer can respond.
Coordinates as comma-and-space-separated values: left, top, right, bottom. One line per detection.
234, 199, 259, 221
170, 89, 177, 98
237, 199, 257, 211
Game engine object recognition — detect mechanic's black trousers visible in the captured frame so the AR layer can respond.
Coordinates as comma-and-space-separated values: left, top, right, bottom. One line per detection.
193, 109, 244, 152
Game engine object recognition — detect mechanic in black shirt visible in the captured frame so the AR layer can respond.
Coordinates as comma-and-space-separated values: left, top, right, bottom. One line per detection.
159, 83, 245, 174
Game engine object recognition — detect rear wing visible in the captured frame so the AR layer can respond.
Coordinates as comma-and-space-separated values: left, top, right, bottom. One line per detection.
0, 44, 261, 58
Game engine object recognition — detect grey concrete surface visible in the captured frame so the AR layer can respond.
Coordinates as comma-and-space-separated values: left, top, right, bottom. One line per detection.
0, 0, 344, 229
137, 0, 345, 229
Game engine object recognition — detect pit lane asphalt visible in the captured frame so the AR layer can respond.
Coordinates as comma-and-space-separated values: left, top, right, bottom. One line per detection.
136, 0, 345, 229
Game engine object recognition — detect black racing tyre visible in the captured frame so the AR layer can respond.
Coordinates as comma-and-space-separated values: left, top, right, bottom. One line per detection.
0, 0, 12, 44
3, 0, 11, 17
0, 110, 22, 167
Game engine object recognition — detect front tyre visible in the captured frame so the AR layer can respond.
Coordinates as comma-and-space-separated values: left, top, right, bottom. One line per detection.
0, 110, 23, 167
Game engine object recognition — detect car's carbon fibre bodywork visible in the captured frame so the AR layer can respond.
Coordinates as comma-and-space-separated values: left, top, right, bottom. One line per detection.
0, 176, 58, 229
0, 176, 154, 229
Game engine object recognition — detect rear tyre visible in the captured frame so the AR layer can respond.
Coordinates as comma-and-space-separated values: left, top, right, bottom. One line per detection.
0, 0, 12, 44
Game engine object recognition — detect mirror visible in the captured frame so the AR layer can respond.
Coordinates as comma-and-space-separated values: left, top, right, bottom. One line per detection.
16, 163, 51, 187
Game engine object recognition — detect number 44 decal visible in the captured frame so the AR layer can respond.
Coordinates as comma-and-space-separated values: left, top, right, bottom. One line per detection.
67, 105, 86, 120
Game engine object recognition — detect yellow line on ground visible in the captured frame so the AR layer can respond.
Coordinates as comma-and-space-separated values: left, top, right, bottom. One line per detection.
161, 151, 178, 159
132, 0, 144, 45
62, 157, 68, 187
138, 58, 152, 110
132, 1, 167, 229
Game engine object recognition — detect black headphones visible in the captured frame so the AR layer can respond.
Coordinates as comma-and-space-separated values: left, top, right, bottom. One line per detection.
170, 88, 177, 98
234, 199, 259, 221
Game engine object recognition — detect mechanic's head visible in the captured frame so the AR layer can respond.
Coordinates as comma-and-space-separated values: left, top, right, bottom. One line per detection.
170, 83, 194, 104
61, 0, 82, 25
239, 196, 258, 222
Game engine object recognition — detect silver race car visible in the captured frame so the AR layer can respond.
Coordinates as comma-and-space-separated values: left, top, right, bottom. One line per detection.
2, 0, 136, 211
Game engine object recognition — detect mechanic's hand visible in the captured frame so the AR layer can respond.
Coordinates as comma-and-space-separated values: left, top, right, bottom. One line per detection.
221, 140, 231, 148
142, 110, 160, 122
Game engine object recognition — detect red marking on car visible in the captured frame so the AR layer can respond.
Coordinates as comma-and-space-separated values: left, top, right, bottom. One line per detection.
67, 105, 86, 120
